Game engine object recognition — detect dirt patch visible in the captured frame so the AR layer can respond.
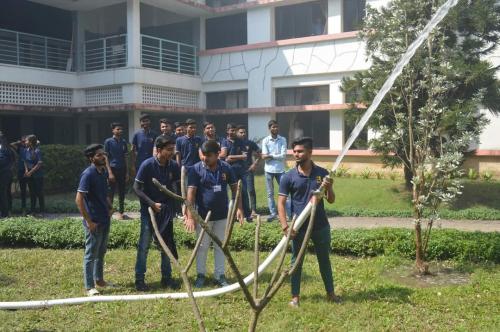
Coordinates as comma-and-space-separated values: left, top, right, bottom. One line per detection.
383, 262, 470, 288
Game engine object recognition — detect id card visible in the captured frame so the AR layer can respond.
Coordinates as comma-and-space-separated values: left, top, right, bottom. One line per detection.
213, 185, 222, 192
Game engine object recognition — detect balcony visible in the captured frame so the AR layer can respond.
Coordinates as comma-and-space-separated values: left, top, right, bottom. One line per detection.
0, 28, 72, 71
83, 34, 127, 71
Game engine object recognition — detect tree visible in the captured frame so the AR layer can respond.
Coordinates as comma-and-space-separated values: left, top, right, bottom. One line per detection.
342, 0, 500, 273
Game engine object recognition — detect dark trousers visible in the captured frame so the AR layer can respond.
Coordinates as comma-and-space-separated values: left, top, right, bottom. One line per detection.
18, 175, 28, 210
27, 177, 44, 213
0, 171, 12, 217
246, 171, 257, 212
109, 167, 127, 214
290, 226, 334, 296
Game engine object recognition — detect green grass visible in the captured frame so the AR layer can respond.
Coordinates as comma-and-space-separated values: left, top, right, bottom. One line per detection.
9, 176, 500, 220
0, 248, 498, 331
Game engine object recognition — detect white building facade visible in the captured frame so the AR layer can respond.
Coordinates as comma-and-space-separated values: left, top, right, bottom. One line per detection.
0, 0, 499, 171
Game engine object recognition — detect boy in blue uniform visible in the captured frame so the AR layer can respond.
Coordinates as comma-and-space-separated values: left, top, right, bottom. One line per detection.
11, 136, 28, 215
132, 114, 157, 173
236, 125, 261, 218
159, 118, 176, 140
185, 140, 244, 288
23, 135, 44, 216
221, 123, 252, 222
133, 136, 180, 291
0, 132, 14, 218
76, 144, 114, 296
175, 118, 202, 168
104, 122, 129, 220
277, 137, 340, 307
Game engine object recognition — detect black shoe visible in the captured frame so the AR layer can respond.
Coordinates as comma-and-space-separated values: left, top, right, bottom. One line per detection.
161, 278, 181, 290
214, 275, 229, 287
135, 280, 149, 292
194, 274, 205, 288
246, 217, 253, 223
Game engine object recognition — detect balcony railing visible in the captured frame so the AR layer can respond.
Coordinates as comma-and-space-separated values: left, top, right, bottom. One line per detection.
0, 28, 72, 71
84, 34, 127, 71
141, 35, 198, 76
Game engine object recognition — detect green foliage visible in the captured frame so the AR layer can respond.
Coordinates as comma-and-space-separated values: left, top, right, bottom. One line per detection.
467, 168, 479, 180
333, 165, 350, 177
481, 171, 494, 182
360, 169, 373, 179
0, 218, 498, 263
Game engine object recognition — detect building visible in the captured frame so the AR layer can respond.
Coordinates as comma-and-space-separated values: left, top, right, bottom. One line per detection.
1, 0, 499, 173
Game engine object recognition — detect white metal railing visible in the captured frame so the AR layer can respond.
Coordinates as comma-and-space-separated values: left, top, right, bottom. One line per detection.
141, 35, 198, 76
0, 28, 72, 71
84, 34, 127, 71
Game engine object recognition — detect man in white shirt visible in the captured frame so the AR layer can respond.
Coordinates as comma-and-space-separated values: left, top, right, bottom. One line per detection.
261, 120, 287, 222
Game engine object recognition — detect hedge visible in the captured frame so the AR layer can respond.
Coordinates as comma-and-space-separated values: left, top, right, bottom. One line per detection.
0, 218, 498, 263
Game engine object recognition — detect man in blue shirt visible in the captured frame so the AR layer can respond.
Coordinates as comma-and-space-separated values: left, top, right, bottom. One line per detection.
23, 135, 44, 216
104, 122, 129, 220
159, 118, 176, 140
133, 135, 181, 291
132, 114, 157, 174
236, 125, 261, 218
0, 132, 14, 218
261, 120, 287, 222
75, 144, 113, 296
174, 121, 186, 138
277, 137, 339, 307
185, 140, 244, 288
175, 118, 202, 168
221, 123, 252, 222
10, 136, 28, 215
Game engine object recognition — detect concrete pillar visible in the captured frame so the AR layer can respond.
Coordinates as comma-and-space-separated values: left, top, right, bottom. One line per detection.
329, 81, 344, 149
198, 17, 206, 51
72, 89, 85, 107
248, 113, 275, 142
128, 109, 142, 142
127, 0, 141, 68
247, 7, 274, 44
328, 0, 342, 34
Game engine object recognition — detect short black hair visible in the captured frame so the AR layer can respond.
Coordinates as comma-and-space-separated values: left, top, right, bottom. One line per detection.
291, 137, 313, 150
202, 121, 214, 128
236, 125, 246, 131
110, 122, 124, 130
185, 118, 196, 126
201, 140, 221, 155
139, 114, 151, 121
226, 123, 237, 130
174, 121, 184, 129
84, 144, 104, 159
155, 135, 176, 149
159, 118, 172, 126
268, 120, 278, 128
26, 134, 38, 146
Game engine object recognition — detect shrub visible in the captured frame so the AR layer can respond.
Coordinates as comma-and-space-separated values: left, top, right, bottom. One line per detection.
467, 168, 479, 180
0, 218, 498, 263
481, 171, 494, 182
360, 169, 372, 179
374, 171, 385, 180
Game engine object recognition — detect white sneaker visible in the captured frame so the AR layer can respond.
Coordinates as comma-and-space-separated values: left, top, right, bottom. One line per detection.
86, 288, 100, 296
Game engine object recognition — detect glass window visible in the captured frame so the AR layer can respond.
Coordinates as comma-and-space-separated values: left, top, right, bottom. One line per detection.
206, 91, 248, 109
206, 14, 247, 49
343, 0, 366, 32
275, 86, 329, 106
275, 0, 327, 40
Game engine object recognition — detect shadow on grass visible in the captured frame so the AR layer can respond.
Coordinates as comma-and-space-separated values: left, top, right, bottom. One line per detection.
0, 274, 16, 287
341, 285, 413, 304
449, 181, 500, 210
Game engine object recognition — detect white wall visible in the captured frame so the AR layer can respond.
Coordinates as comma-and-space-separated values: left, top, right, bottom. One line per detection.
247, 7, 274, 44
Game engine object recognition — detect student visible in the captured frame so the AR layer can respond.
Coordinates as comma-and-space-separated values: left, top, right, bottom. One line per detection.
10, 136, 28, 215
133, 136, 180, 291
159, 118, 176, 139
175, 118, 202, 168
174, 121, 186, 138
104, 122, 129, 220
220, 123, 252, 222
23, 135, 44, 216
236, 125, 261, 218
75, 144, 114, 296
185, 140, 244, 288
199, 120, 222, 160
0, 132, 14, 218
261, 120, 287, 222
132, 114, 157, 174
277, 137, 339, 307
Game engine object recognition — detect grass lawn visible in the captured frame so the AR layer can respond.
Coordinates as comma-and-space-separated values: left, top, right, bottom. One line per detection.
9, 176, 500, 219
0, 248, 499, 331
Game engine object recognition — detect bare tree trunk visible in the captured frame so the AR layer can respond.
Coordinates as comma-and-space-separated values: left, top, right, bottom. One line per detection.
249, 309, 261, 332
414, 221, 429, 274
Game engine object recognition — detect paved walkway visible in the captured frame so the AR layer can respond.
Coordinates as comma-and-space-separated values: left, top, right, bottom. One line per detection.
44, 213, 500, 232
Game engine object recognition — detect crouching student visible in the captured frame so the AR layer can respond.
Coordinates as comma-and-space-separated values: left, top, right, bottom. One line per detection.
75, 144, 114, 296
277, 137, 340, 307
133, 136, 180, 291
185, 140, 244, 288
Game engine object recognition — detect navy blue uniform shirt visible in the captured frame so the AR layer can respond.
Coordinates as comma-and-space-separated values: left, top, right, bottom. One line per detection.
135, 157, 180, 205
187, 160, 237, 221
132, 129, 157, 168
201, 136, 223, 147
23, 147, 43, 177
0, 144, 14, 173
175, 135, 202, 167
77, 165, 110, 224
221, 138, 247, 175
104, 136, 129, 169
16, 146, 26, 175
241, 139, 261, 167
279, 163, 330, 232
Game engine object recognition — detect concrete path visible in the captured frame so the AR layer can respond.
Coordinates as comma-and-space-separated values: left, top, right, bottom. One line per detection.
42, 212, 500, 232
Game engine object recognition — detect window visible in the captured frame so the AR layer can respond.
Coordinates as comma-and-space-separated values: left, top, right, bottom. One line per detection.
275, 0, 327, 40
276, 111, 330, 149
206, 14, 247, 49
206, 91, 248, 109
275, 86, 329, 106
206, 0, 246, 7
343, 0, 366, 32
